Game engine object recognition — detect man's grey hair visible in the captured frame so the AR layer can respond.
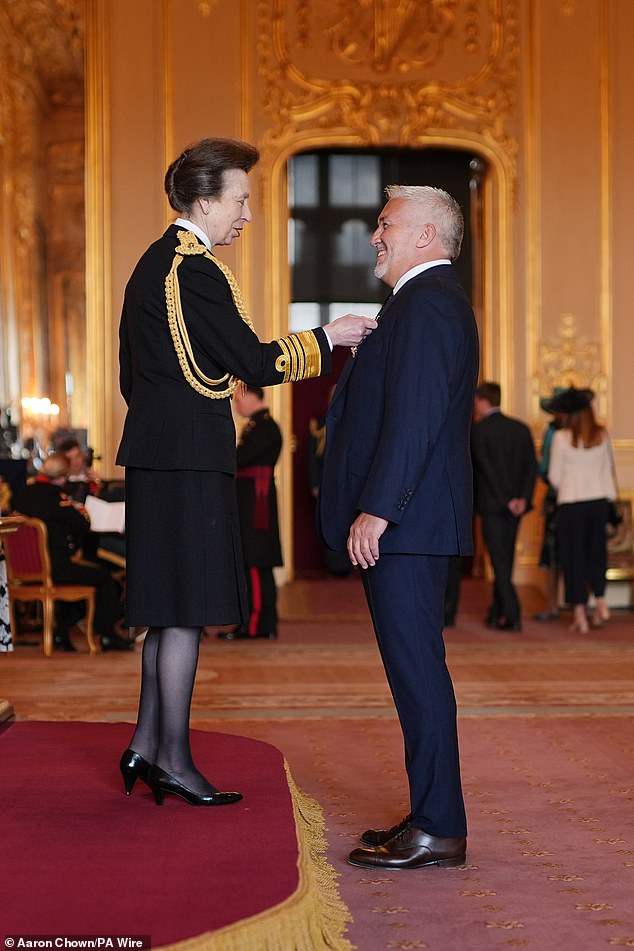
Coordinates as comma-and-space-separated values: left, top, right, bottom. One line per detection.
42, 452, 70, 480
385, 184, 464, 261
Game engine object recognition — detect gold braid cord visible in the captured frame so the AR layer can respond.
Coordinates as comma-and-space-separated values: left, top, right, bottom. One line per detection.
275, 330, 322, 383
165, 230, 322, 399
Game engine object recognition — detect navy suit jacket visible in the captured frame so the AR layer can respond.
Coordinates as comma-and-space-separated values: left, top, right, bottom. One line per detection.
318, 265, 479, 555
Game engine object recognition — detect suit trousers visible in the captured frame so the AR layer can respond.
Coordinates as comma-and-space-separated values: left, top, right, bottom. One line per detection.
481, 513, 521, 623
361, 553, 467, 838
245, 566, 277, 636
556, 499, 608, 604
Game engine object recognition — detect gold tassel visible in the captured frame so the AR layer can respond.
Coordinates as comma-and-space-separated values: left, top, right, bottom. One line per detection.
155, 762, 355, 951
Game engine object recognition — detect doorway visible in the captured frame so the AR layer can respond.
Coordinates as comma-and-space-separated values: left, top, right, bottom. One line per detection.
289, 147, 485, 575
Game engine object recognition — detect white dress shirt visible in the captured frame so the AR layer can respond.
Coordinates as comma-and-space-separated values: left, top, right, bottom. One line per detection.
174, 217, 211, 250
392, 259, 452, 296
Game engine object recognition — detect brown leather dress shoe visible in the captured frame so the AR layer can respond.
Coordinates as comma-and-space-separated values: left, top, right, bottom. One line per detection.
360, 813, 411, 846
348, 825, 466, 870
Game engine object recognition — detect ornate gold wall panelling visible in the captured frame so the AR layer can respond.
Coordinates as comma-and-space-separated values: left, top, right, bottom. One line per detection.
257, 0, 520, 166
250, 0, 520, 575
528, 0, 612, 429
0, 0, 84, 434
254, 0, 520, 395
84, 0, 112, 466
531, 312, 607, 420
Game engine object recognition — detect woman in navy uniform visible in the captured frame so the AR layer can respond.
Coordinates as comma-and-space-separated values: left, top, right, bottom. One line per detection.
116, 137, 376, 806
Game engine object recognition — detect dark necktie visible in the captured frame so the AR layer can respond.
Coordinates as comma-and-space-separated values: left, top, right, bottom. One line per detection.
351, 295, 391, 357
375, 294, 392, 322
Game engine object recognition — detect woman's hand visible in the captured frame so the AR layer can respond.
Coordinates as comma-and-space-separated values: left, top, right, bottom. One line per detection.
325, 314, 378, 348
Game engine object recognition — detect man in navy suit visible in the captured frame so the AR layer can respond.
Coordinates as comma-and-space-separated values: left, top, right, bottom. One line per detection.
319, 185, 479, 870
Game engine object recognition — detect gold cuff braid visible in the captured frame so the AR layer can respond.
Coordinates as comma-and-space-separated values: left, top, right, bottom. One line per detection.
165, 230, 321, 397
275, 330, 322, 382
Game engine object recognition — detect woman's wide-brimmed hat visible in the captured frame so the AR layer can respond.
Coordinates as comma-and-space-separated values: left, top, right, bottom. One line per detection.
539, 386, 567, 414
549, 386, 595, 415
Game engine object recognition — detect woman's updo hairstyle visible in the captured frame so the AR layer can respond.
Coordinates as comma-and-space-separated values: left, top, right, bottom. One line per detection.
164, 137, 260, 213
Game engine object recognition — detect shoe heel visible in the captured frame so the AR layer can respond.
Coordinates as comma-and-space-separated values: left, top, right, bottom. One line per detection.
437, 855, 466, 868
119, 749, 152, 797
122, 770, 137, 796
151, 786, 165, 806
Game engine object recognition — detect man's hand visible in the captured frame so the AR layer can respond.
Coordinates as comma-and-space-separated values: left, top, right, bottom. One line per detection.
347, 512, 389, 569
326, 314, 378, 348
507, 497, 527, 517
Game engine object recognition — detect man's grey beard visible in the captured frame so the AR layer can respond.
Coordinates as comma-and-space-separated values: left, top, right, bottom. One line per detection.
374, 259, 387, 279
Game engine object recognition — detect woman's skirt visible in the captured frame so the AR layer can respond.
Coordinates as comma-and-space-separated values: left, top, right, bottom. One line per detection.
124, 468, 248, 627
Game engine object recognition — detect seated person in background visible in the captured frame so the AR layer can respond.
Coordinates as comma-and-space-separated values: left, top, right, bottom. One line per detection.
12, 453, 132, 652
57, 437, 107, 562
57, 437, 102, 504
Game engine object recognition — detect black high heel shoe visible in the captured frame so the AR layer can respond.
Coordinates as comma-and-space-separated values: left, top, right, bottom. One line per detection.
147, 765, 243, 806
119, 748, 152, 796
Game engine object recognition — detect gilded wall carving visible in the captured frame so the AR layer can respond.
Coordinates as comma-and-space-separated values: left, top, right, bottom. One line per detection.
196, 0, 219, 16
2, 0, 83, 93
256, 0, 519, 172
0, 1, 84, 435
532, 313, 607, 419
326, 0, 458, 73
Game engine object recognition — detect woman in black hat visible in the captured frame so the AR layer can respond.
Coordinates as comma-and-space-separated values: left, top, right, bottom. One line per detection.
548, 387, 616, 632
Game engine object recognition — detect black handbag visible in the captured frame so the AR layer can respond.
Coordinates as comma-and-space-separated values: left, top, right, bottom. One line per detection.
607, 500, 623, 528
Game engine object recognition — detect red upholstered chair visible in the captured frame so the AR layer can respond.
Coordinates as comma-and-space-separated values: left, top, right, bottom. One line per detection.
3, 516, 97, 657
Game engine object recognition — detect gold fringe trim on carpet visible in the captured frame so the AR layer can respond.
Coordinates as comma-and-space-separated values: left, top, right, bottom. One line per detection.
157, 761, 354, 951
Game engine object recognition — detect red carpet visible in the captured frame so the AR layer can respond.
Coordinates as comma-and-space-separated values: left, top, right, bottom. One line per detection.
1, 721, 353, 949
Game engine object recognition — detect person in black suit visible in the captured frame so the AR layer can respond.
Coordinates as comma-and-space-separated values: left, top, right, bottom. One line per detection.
12, 453, 129, 652
218, 385, 282, 640
471, 381, 537, 631
116, 137, 377, 807
319, 185, 479, 870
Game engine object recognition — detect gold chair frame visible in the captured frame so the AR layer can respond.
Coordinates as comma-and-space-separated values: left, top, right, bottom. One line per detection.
4, 516, 98, 657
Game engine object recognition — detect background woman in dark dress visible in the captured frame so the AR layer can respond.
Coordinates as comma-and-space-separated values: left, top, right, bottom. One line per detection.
116, 137, 376, 806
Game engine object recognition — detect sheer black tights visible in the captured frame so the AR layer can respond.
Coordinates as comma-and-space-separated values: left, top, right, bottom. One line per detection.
128, 626, 218, 796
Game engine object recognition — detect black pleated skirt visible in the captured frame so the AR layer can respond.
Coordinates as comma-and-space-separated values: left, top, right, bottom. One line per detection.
124, 468, 248, 627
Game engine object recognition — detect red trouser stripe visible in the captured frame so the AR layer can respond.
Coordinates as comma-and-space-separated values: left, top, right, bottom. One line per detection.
248, 567, 262, 636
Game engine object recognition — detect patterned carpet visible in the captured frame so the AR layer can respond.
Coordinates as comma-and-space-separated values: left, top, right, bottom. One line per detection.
2, 576, 634, 949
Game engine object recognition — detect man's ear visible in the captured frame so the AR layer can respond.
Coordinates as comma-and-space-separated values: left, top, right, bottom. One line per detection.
415, 223, 436, 249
